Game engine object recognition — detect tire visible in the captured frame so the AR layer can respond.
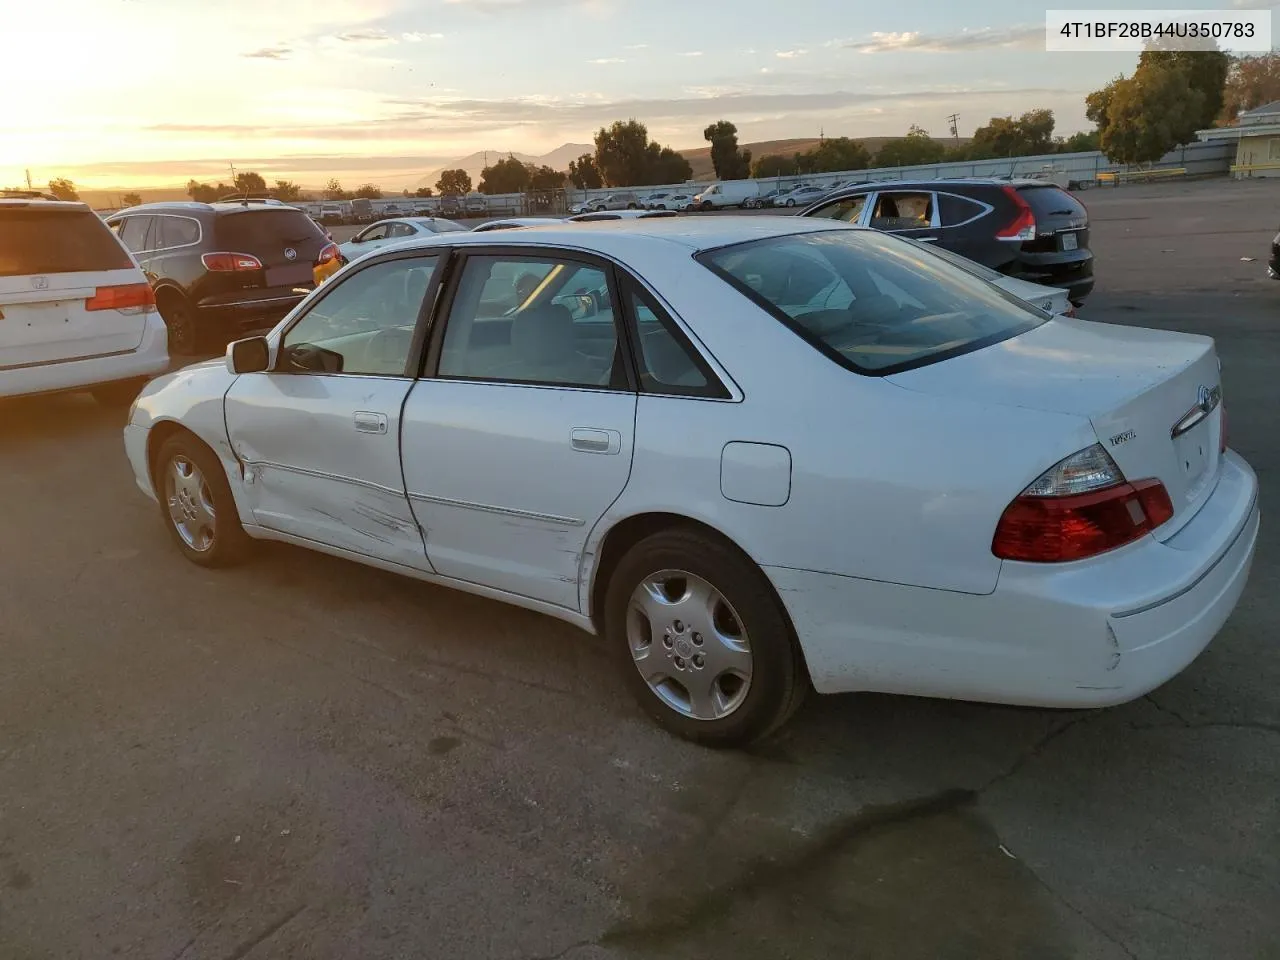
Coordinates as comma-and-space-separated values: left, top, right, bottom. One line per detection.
605, 527, 808, 747
785, 198, 796, 207
157, 292, 198, 356
90, 378, 148, 406
153, 432, 250, 568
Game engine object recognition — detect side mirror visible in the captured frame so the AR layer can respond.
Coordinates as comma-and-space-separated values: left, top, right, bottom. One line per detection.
350, 235, 363, 243
226, 336, 270, 374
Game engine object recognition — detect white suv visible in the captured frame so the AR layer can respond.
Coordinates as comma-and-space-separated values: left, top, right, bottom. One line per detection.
0, 198, 168, 403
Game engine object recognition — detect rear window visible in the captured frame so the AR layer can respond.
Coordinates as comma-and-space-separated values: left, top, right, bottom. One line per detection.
215, 209, 325, 251
1017, 185, 1087, 221
0, 209, 134, 277
698, 229, 1047, 375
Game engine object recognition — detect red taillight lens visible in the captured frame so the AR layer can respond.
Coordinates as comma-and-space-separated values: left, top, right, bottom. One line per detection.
993, 479, 1174, 563
202, 251, 263, 272
996, 185, 1036, 241
85, 282, 155, 313
317, 242, 340, 266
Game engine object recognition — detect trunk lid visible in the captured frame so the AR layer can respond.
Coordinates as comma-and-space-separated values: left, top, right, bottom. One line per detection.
888, 318, 1224, 537
1016, 183, 1090, 255
0, 207, 150, 365
214, 208, 326, 289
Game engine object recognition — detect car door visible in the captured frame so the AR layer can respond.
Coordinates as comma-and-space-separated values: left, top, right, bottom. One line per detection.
866, 190, 939, 243
223, 251, 444, 569
400, 247, 638, 610
351, 223, 390, 254
933, 191, 995, 261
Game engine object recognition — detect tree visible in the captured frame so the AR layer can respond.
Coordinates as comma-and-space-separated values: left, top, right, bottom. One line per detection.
752, 153, 794, 178
414, 187, 434, 198
324, 178, 346, 200
479, 155, 531, 194
594, 119, 655, 187
353, 183, 383, 199
528, 165, 566, 191
703, 120, 752, 180
436, 169, 472, 196
647, 144, 693, 184
794, 137, 870, 174
1220, 52, 1280, 122
233, 171, 267, 195
121, 192, 142, 207
1100, 64, 1202, 165
1058, 131, 1100, 153
969, 110, 1056, 159
47, 178, 79, 201
1138, 43, 1228, 134
568, 153, 603, 189
271, 180, 301, 201
1085, 78, 1121, 133
875, 125, 947, 167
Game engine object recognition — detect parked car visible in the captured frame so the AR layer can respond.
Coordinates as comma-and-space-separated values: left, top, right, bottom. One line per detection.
350, 198, 375, 224
338, 217, 469, 262
904, 237, 1074, 317
775, 185, 828, 207
439, 196, 464, 217
464, 195, 488, 215
1, 197, 168, 402
105, 199, 338, 354
743, 189, 782, 209
655, 194, 694, 211
318, 203, 346, 225
799, 178, 1095, 305
124, 216, 1254, 747
692, 181, 760, 210
586, 193, 641, 212
471, 217, 567, 232
566, 210, 679, 222
1268, 225, 1280, 279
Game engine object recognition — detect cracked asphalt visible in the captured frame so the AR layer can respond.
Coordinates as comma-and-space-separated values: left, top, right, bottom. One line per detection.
1, 178, 1278, 960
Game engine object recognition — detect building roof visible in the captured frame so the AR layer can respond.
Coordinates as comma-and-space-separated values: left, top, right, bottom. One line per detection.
1197, 122, 1280, 141
1242, 100, 1280, 120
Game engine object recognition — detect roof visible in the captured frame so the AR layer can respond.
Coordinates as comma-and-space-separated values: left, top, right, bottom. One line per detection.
1242, 100, 1280, 119
0, 198, 90, 212
1197, 122, 1280, 141
392, 214, 850, 255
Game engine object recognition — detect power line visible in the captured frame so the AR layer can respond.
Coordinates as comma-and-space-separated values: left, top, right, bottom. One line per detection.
946, 113, 960, 142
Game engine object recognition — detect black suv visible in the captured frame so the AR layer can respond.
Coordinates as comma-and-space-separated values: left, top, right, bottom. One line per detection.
799, 178, 1094, 305
106, 199, 336, 353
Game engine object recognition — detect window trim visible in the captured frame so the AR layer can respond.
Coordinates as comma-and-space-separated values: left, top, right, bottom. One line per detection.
935, 191, 994, 229
272, 247, 448, 379
805, 193, 872, 225
112, 215, 155, 255
863, 189, 941, 231
695, 228, 1047, 378
421, 245, 638, 394
150, 214, 204, 253
617, 275, 731, 400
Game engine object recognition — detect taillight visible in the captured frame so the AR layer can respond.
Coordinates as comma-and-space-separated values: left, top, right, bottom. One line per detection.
202, 252, 263, 272
992, 444, 1174, 562
317, 242, 340, 265
85, 282, 155, 314
996, 185, 1036, 242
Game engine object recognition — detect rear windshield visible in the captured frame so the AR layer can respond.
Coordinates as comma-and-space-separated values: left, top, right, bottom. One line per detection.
1017, 185, 1087, 221
215, 209, 325, 251
0, 209, 134, 277
698, 229, 1047, 375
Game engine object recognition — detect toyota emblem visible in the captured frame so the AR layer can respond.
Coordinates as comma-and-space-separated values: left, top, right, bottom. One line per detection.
31, 276, 48, 289
284, 247, 297, 261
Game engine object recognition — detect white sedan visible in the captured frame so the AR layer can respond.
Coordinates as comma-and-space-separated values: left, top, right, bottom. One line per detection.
338, 216, 468, 261
122, 217, 1259, 746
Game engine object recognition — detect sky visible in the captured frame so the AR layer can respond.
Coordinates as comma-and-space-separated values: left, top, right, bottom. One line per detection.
0, 0, 1273, 191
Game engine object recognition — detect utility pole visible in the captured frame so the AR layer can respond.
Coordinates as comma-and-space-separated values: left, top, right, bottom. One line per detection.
946, 113, 960, 144
25, 168, 32, 189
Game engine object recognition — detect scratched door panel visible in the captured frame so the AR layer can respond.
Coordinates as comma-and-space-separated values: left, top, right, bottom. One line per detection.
224, 373, 428, 569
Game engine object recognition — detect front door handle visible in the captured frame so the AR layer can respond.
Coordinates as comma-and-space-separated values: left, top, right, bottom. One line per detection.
570, 427, 621, 455
916, 236, 939, 242
354, 411, 389, 435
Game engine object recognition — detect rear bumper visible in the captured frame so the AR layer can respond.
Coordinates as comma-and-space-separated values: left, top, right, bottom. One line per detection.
0, 312, 169, 399
768, 452, 1259, 706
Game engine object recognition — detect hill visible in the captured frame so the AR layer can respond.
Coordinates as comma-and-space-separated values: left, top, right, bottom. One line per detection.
676, 136, 970, 180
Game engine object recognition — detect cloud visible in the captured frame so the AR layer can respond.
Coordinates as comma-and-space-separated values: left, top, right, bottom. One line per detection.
844, 25, 1043, 54
625, 43, 648, 49
402, 31, 444, 40
680, 51, 703, 57
334, 28, 395, 42
242, 45, 293, 59
587, 57, 625, 64
776, 49, 807, 58
1230, 0, 1275, 8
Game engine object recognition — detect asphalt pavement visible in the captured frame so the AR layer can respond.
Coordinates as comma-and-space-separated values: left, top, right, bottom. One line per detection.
1, 178, 1277, 960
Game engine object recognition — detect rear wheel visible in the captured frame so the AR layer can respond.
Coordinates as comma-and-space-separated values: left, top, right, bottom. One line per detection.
90, 378, 148, 407
605, 528, 808, 747
157, 292, 197, 356
154, 433, 250, 567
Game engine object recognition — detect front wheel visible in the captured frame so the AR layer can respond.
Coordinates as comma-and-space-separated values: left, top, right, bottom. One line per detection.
605, 528, 808, 747
154, 433, 250, 567
785, 198, 796, 207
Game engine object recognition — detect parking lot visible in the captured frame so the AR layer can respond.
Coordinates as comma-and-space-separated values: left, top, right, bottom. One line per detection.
3, 177, 1278, 959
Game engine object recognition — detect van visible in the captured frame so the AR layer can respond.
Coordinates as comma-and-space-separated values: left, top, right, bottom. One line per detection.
692, 181, 760, 210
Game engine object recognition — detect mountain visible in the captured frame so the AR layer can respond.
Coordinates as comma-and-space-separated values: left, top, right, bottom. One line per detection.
418, 143, 593, 189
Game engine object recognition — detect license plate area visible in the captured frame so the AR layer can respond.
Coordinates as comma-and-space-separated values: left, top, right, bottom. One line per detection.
1060, 232, 1078, 251
1174, 420, 1211, 494
264, 264, 313, 288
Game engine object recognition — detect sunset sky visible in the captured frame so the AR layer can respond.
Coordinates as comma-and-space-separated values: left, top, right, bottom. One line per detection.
1, 0, 1270, 191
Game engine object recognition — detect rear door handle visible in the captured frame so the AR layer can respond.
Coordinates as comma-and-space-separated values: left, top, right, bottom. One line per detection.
354, 411, 388, 435
916, 236, 939, 242
570, 427, 621, 455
